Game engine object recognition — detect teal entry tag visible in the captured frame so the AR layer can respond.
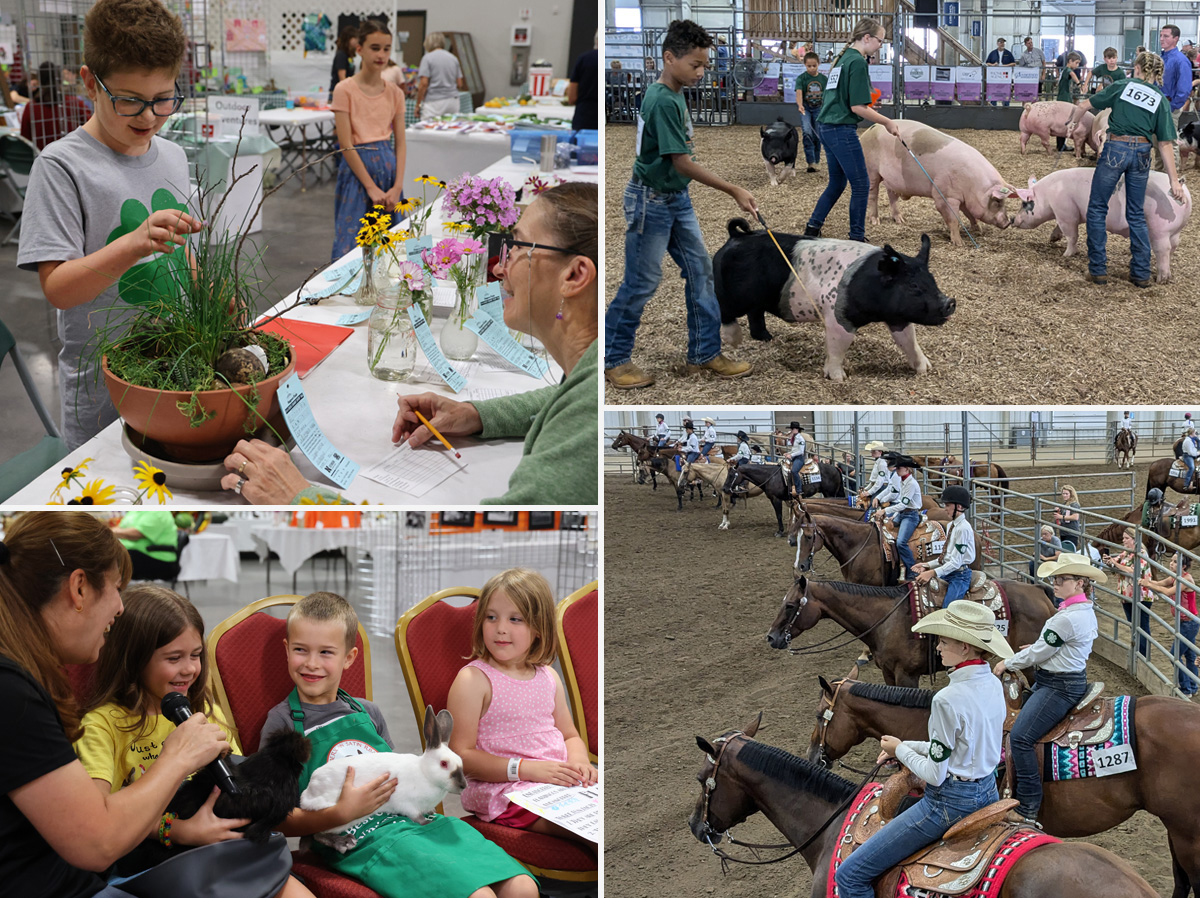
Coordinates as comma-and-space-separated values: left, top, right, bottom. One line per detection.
278, 374, 360, 489
408, 304, 468, 393
476, 282, 504, 322
336, 310, 372, 325
404, 234, 435, 258
465, 315, 550, 378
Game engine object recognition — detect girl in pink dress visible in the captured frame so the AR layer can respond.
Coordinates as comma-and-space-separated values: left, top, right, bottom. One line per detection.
446, 569, 597, 844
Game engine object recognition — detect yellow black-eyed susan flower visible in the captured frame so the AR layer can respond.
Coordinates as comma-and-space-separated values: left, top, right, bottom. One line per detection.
75, 479, 116, 505
133, 461, 173, 503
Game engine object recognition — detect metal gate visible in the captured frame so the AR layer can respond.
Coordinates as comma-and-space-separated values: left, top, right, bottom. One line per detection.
604, 27, 736, 126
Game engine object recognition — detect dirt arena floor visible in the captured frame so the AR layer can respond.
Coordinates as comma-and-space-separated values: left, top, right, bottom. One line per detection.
604, 455, 1185, 898
604, 123, 1200, 406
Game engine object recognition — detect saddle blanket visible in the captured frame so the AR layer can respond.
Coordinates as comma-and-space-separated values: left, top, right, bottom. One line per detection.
1045, 694, 1136, 782
827, 784, 1059, 898
800, 459, 824, 485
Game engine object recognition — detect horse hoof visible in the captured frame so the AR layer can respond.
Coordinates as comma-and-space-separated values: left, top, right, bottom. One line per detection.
775, 531, 785, 538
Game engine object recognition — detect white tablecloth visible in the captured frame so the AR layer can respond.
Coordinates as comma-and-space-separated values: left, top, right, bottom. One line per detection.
207, 517, 276, 553
258, 108, 336, 128
404, 128, 508, 185
7, 157, 595, 505
473, 103, 575, 122
178, 533, 240, 583
252, 525, 361, 575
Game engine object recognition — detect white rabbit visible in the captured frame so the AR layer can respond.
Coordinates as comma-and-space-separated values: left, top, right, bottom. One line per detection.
299, 705, 466, 853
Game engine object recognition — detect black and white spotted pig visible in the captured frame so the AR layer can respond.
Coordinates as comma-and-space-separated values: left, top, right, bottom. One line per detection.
712, 219, 956, 381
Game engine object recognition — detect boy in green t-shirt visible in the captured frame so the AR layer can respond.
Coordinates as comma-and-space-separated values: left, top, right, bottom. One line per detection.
604, 19, 758, 390
1055, 52, 1084, 150
1090, 47, 1127, 93
795, 52, 827, 172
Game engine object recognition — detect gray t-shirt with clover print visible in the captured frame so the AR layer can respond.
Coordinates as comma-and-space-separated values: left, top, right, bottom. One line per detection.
18, 128, 190, 449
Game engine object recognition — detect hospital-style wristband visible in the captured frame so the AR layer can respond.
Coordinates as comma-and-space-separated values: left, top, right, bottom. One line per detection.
507, 758, 522, 781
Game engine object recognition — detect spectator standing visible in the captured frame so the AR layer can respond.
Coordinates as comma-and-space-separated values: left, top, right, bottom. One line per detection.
568, 35, 598, 131
986, 38, 1015, 106
1141, 553, 1199, 696
1031, 525, 1063, 581
1019, 37, 1045, 70
415, 32, 466, 120
1156, 24, 1191, 171
329, 26, 358, 98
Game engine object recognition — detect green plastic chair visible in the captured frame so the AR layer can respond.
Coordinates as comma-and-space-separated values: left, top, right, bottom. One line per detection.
0, 133, 38, 246
0, 317, 68, 502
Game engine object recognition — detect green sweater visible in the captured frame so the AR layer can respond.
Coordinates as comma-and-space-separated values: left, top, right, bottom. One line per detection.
296, 341, 598, 505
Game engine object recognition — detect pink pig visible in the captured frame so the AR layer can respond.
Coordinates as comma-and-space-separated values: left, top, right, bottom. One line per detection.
1018, 100, 1098, 159
1012, 168, 1192, 283
861, 119, 1019, 247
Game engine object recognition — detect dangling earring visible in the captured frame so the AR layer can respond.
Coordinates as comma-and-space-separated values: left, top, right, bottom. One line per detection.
555, 296, 565, 320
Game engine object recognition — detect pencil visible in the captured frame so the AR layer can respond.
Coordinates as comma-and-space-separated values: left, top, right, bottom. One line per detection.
413, 410, 462, 458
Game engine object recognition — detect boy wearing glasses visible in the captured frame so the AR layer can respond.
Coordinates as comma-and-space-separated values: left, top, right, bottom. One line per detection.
17, 0, 202, 449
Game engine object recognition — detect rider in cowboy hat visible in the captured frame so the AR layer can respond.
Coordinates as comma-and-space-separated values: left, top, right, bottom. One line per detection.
1183, 425, 1200, 490
682, 421, 701, 465
874, 454, 923, 581
835, 602, 1012, 898
733, 430, 752, 466
787, 421, 807, 496
913, 485, 975, 607
654, 413, 670, 448
700, 417, 718, 462
859, 441, 890, 507
995, 553, 1103, 825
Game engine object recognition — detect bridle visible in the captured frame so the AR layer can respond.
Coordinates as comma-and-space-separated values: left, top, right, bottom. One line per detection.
811, 676, 852, 769
696, 730, 886, 872
777, 576, 912, 655
794, 515, 879, 573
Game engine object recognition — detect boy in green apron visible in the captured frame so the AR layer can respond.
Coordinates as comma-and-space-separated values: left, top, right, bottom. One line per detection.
259, 592, 536, 898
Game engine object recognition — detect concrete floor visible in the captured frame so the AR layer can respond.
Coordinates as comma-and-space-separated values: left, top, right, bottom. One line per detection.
0, 173, 338, 473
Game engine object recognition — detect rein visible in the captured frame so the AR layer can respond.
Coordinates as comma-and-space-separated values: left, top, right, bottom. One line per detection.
699, 733, 886, 872
783, 582, 912, 656
795, 517, 879, 573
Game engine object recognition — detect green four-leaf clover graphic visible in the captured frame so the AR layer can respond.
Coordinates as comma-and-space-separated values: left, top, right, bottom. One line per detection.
105, 188, 190, 307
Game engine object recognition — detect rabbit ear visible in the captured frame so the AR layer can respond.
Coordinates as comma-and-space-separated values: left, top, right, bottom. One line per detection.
436, 709, 455, 743
423, 705, 438, 748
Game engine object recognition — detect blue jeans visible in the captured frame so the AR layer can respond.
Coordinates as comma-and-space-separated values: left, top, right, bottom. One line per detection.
791, 456, 805, 490
1010, 670, 1087, 817
1177, 617, 1199, 694
895, 509, 921, 575
1086, 139, 1152, 280
686, 451, 700, 464
799, 108, 821, 164
1123, 599, 1154, 658
941, 567, 972, 607
605, 182, 722, 367
1185, 455, 1196, 488
808, 122, 869, 240
700, 441, 715, 458
835, 776, 999, 898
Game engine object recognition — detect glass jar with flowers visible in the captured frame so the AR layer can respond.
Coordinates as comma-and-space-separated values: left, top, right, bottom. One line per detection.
442, 171, 520, 274
352, 206, 395, 306
422, 237, 485, 360
368, 260, 429, 381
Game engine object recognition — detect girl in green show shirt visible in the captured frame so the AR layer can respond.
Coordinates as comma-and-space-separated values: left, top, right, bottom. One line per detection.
805, 18, 900, 242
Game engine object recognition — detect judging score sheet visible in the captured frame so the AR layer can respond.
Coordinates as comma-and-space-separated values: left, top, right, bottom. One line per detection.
505, 781, 601, 843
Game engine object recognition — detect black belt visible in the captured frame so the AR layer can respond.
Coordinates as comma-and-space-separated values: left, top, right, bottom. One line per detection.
950, 773, 987, 783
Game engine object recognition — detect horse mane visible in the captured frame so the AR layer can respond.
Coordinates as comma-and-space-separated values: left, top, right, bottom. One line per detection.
817, 579, 910, 599
739, 740, 858, 805
847, 681, 934, 709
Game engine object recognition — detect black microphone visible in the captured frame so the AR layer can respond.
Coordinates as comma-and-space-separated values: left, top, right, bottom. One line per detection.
161, 691, 241, 795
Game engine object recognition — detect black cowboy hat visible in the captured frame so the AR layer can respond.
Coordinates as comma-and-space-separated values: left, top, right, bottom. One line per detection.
941, 485, 972, 508
885, 453, 922, 470
737, 430, 749, 441
655, 413, 665, 420
789, 421, 802, 430
684, 422, 695, 430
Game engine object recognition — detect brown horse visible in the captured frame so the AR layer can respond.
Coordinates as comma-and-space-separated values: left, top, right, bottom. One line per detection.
789, 508, 982, 585
765, 574, 1054, 686
1096, 505, 1163, 556
1115, 429, 1137, 468
611, 431, 661, 486
1148, 457, 1200, 497
689, 714, 1159, 898
1158, 499, 1200, 553
793, 496, 949, 529
804, 676, 1200, 898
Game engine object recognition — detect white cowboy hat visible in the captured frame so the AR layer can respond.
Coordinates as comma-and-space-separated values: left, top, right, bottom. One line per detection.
703, 416, 715, 424
911, 601, 1014, 659
1036, 552, 1107, 584
864, 441, 886, 452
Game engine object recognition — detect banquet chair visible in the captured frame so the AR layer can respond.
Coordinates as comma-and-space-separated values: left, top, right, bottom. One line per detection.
555, 582, 598, 763
0, 132, 37, 245
207, 595, 381, 898
0, 316, 68, 502
394, 588, 597, 884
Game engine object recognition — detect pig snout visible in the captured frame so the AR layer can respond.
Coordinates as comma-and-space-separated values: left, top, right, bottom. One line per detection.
942, 294, 956, 316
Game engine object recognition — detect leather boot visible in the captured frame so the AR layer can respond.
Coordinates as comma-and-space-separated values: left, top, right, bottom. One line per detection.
605, 362, 655, 389
685, 354, 753, 379
803, 224, 822, 238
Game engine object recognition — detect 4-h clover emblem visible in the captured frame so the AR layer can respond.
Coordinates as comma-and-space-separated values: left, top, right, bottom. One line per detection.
1043, 629, 1063, 647
929, 739, 951, 762
105, 189, 189, 308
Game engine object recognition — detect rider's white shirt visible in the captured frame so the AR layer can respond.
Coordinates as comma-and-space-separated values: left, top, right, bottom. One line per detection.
1007, 600, 1097, 674
934, 515, 976, 578
885, 475, 922, 519
789, 433, 806, 460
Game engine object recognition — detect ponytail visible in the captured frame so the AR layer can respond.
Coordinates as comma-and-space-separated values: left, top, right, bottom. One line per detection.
832, 17, 882, 69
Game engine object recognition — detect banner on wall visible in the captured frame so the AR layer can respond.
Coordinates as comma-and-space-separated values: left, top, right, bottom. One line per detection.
955, 66, 982, 102
1013, 66, 1041, 101
931, 66, 955, 102
226, 18, 267, 53
904, 65, 930, 100
869, 64, 893, 100
985, 66, 1013, 102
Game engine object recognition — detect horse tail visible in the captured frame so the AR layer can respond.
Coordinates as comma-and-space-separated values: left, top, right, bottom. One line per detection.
992, 463, 1009, 491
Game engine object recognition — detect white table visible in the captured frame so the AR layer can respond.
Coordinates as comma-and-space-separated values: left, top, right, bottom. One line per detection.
207, 516, 279, 553
474, 103, 575, 123
8, 156, 595, 506
404, 127, 508, 185
258, 108, 336, 191
252, 524, 361, 593
177, 532, 239, 583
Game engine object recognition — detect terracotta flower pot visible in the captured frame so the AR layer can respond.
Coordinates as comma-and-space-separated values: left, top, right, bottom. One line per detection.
102, 352, 295, 463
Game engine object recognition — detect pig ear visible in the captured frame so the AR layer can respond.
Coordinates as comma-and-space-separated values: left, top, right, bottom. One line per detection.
1028, 176, 1038, 188
878, 244, 905, 276
760, 125, 768, 138
918, 233, 931, 264
990, 185, 1017, 200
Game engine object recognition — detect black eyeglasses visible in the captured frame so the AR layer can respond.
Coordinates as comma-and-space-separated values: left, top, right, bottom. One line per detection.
497, 235, 577, 269
94, 72, 185, 117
